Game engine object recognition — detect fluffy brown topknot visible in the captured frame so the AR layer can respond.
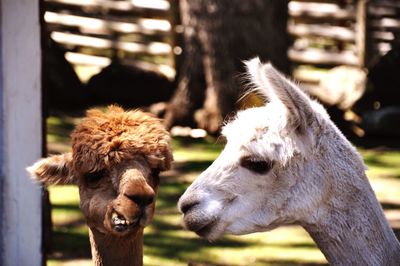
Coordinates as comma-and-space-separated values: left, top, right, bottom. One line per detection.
71, 105, 172, 173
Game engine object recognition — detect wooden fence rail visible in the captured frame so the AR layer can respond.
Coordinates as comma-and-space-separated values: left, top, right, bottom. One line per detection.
44, 0, 400, 86
44, 0, 176, 81
289, 0, 400, 85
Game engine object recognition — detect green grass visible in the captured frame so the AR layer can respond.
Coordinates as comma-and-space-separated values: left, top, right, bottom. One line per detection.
46, 115, 400, 266
360, 148, 400, 202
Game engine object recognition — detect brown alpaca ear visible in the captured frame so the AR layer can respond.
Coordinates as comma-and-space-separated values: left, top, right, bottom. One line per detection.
146, 148, 173, 171
27, 152, 75, 185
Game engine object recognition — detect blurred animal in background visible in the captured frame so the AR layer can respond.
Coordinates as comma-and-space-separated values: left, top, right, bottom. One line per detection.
43, 39, 87, 111
28, 106, 173, 266
43, 39, 174, 111
356, 44, 400, 137
315, 65, 367, 110
86, 61, 174, 108
179, 58, 400, 265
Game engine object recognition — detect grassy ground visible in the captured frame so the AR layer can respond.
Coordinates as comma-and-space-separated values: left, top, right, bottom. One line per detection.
46, 114, 400, 266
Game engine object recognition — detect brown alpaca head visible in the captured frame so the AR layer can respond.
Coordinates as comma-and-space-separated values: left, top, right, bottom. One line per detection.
28, 106, 172, 237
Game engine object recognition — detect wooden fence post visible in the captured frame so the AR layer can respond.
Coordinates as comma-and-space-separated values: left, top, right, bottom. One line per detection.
356, 0, 371, 68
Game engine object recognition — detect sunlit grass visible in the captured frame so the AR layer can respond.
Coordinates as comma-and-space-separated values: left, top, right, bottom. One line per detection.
362, 149, 400, 179
172, 136, 224, 162
50, 185, 80, 205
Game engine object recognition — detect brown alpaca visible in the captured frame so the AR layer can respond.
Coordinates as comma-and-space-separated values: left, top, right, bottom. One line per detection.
28, 106, 173, 266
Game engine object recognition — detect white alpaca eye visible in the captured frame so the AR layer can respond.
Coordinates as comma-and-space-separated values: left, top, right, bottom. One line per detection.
240, 156, 273, 174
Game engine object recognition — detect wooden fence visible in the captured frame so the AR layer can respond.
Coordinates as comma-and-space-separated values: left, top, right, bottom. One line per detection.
44, 0, 400, 85
288, 0, 400, 84
43, 0, 177, 81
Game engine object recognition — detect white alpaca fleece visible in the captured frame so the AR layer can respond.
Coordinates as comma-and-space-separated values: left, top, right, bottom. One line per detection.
178, 58, 400, 265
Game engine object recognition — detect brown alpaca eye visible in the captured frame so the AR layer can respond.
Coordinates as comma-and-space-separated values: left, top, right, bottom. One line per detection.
240, 157, 273, 174
84, 170, 106, 184
151, 169, 160, 185
151, 169, 160, 178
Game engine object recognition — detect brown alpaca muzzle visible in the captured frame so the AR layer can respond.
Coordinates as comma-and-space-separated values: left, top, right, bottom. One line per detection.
105, 177, 156, 235
105, 200, 155, 235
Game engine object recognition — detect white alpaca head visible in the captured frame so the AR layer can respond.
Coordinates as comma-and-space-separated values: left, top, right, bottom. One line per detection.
178, 58, 356, 240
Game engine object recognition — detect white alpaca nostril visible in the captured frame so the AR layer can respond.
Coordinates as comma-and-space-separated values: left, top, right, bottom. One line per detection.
180, 200, 200, 214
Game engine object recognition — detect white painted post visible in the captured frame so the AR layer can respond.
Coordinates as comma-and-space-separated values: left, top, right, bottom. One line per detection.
0, 0, 43, 265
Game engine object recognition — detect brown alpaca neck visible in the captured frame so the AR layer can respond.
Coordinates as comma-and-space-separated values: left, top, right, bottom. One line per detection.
304, 183, 400, 265
89, 228, 143, 266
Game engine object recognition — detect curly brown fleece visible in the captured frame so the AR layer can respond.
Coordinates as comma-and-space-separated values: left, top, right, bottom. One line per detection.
71, 105, 172, 174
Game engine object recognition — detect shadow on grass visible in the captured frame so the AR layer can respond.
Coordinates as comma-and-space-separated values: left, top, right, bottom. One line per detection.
185, 260, 325, 266
363, 155, 399, 169
54, 219, 87, 229
146, 217, 322, 262
256, 260, 327, 266
47, 115, 79, 143
173, 136, 224, 151
145, 219, 255, 260
173, 160, 214, 172
187, 261, 230, 266
156, 181, 188, 210
52, 203, 81, 211
362, 152, 400, 179
51, 231, 91, 259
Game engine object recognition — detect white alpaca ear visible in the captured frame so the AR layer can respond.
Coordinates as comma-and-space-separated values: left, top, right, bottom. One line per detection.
244, 57, 280, 103
27, 152, 75, 185
245, 57, 314, 133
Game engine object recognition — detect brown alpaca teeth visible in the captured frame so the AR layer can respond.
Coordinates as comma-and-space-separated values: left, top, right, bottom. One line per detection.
126, 218, 139, 225
111, 211, 140, 229
111, 212, 127, 225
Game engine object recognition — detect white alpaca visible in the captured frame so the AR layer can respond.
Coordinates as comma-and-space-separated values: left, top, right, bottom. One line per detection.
178, 58, 400, 265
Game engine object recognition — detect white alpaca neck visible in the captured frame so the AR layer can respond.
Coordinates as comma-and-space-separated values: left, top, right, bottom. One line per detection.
89, 228, 143, 266
294, 125, 400, 265
304, 180, 400, 265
